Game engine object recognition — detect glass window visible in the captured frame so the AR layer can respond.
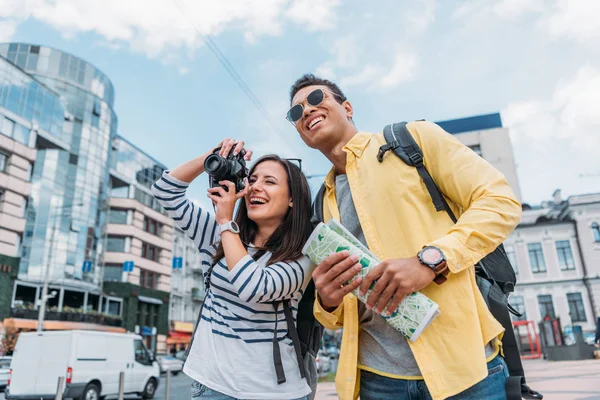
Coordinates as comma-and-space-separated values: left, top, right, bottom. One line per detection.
108, 209, 128, 224
510, 295, 526, 321
592, 222, 600, 243
528, 243, 546, 273
468, 144, 482, 156
134, 339, 152, 365
103, 264, 123, 282
555, 240, 575, 271
0, 150, 8, 172
566, 293, 586, 322
62, 290, 85, 310
106, 236, 126, 252
538, 295, 555, 319
140, 270, 157, 289
505, 245, 518, 274
0, 116, 15, 137
87, 293, 99, 312
143, 217, 161, 236
110, 185, 129, 198
12, 123, 30, 145
142, 242, 160, 262
107, 299, 122, 316
13, 284, 37, 308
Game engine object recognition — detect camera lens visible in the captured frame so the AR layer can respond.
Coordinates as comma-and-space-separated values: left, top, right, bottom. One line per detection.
204, 154, 231, 177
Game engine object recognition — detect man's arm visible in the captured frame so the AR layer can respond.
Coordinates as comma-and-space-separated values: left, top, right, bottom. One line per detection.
410, 120, 522, 273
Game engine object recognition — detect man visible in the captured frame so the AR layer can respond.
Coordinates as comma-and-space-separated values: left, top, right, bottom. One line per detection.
287, 74, 522, 400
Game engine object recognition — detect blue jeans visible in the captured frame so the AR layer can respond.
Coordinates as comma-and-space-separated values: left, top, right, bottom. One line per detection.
191, 381, 308, 400
360, 356, 509, 400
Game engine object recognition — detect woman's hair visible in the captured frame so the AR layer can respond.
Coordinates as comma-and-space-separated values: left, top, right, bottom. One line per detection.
212, 154, 313, 266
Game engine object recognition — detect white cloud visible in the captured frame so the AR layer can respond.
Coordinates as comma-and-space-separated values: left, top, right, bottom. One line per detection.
178, 67, 190, 75
378, 53, 418, 88
285, 0, 342, 32
314, 65, 336, 80
503, 65, 600, 153
406, 0, 437, 33
542, 0, 600, 43
0, 0, 342, 60
492, 0, 544, 19
0, 19, 16, 42
340, 64, 379, 88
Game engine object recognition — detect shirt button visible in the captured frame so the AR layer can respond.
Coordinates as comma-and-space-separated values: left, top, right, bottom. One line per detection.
348, 377, 353, 382
350, 334, 355, 340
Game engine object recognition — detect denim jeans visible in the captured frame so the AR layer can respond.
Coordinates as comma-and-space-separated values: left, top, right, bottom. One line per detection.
190, 381, 308, 400
359, 356, 509, 400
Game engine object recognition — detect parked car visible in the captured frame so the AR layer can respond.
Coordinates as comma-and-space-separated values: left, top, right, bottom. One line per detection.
5, 330, 160, 399
156, 355, 183, 375
316, 350, 331, 374
0, 356, 11, 390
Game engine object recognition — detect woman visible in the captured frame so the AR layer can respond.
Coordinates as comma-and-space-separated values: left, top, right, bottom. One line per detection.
152, 138, 315, 400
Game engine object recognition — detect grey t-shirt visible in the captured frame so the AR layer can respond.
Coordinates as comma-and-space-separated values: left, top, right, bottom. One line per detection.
335, 174, 422, 377
334, 174, 496, 378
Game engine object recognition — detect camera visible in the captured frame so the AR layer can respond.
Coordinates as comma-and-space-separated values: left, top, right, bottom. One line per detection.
204, 146, 249, 193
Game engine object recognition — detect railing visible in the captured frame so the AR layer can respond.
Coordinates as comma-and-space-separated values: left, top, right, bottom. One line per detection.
10, 308, 123, 327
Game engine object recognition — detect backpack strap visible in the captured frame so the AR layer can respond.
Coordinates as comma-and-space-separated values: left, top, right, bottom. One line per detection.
379, 122, 457, 221
184, 261, 216, 360
310, 184, 326, 226
272, 300, 307, 384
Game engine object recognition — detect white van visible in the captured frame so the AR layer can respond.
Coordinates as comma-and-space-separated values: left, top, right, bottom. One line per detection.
6, 330, 160, 400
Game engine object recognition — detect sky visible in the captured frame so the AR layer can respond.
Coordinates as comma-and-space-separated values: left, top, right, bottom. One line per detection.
1, 0, 599, 207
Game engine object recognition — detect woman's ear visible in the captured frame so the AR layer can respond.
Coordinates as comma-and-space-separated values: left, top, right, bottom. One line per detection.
289, 198, 293, 208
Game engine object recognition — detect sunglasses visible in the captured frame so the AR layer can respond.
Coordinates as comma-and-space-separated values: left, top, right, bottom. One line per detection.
286, 88, 344, 124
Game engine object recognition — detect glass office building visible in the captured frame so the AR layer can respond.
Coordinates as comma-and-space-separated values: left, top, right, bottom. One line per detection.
0, 44, 117, 302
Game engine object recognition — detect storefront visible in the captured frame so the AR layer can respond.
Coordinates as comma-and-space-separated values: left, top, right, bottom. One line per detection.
167, 321, 193, 354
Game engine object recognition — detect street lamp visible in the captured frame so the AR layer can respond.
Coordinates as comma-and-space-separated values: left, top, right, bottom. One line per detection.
37, 201, 84, 332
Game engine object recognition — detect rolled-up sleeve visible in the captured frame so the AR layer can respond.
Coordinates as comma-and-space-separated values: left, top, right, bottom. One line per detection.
409, 121, 522, 273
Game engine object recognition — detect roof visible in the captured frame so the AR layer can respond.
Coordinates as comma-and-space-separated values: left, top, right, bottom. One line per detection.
435, 113, 502, 134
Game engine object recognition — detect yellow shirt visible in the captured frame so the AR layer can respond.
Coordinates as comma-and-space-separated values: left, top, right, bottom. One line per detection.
313, 121, 521, 400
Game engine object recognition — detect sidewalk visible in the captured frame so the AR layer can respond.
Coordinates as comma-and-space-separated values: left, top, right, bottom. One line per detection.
315, 358, 600, 400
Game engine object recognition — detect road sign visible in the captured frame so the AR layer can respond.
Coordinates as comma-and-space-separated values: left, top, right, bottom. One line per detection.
82, 260, 92, 272
172, 257, 183, 269
123, 260, 134, 272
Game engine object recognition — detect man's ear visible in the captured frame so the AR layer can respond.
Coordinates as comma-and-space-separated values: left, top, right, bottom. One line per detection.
343, 100, 354, 120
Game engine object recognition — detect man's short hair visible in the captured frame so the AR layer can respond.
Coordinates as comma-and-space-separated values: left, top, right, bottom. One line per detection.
289, 73, 347, 105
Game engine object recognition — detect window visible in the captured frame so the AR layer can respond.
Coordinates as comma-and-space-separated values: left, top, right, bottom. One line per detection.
0, 150, 8, 172
510, 295, 527, 321
103, 264, 123, 282
134, 339, 152, 365
141, 242, 160, 262
140, 270, 158, 289
592, 222, 600, 243
0, 117, 15, 137
555, 240, 575, 270
505, 245, 518, 274
468, 144, 482, 157
108, 209, 128, 224
106, 236, 126, 252
538, 295, 555, 319
528, 243, 546, 273
143, 217, 161, 236
567, 293, 586, 322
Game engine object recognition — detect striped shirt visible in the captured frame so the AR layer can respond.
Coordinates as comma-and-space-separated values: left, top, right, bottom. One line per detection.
152, 171, 314, 399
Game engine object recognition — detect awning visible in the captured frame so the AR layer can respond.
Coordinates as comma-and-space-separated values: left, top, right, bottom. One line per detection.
172, 321, 194, 333
3, 318, 126, 333
138, 295, 163, 305
167, 330, 191, 345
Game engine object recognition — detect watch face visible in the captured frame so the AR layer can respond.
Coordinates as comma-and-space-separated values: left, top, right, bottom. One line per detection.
230, 221, 240, 232
421, 247, 443, 265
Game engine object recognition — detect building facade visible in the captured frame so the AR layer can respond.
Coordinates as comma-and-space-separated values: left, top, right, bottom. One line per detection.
103, 135, 175, 353
168, 226, 206, 354
437, 112, 523, 202
506, 190, 600, 340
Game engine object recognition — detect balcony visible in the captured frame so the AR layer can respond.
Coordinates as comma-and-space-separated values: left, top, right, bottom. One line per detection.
191, 287, 205, 302
10, 306, 123, 327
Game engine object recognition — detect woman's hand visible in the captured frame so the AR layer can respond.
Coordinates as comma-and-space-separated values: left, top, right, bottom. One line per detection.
207, 180, 250, 225
215, 138, 253, 161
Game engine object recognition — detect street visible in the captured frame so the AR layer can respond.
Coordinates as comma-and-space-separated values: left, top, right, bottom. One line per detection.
1, 359, 599, 400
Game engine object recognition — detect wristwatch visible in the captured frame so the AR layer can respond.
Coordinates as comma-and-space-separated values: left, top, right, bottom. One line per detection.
219, 220, 240, 235
417, 246, 449, 285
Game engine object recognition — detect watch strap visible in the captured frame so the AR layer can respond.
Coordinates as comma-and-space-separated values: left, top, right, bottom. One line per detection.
432, 261, 449, 285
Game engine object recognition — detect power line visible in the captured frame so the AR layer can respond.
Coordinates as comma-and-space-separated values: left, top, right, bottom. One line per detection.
171, 0, 290, 145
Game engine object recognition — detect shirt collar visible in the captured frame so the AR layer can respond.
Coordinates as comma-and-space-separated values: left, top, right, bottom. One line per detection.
324, 131, 373, 190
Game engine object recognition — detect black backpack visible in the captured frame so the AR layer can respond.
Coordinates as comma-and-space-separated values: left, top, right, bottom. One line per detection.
311, 121, 542, 400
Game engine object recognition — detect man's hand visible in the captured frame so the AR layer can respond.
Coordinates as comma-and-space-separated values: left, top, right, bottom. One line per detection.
359, 256, 435, 315
313, 251, 363, 311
